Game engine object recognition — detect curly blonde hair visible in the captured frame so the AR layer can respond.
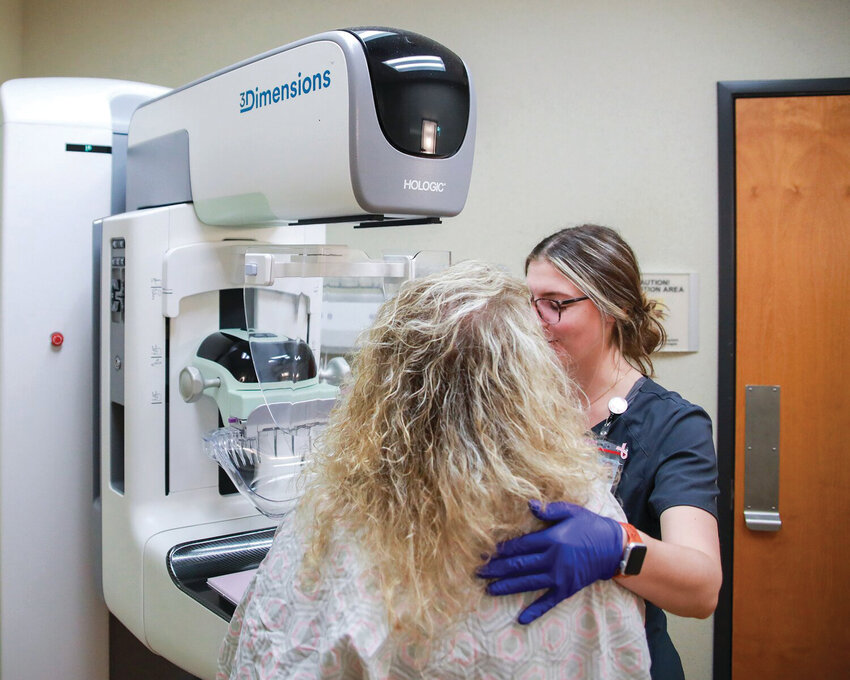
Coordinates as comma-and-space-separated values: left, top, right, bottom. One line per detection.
298, 260, 601, 637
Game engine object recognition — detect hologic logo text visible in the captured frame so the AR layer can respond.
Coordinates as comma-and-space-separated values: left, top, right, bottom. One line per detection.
240, 68, 331, 114
403, 179, 446, 193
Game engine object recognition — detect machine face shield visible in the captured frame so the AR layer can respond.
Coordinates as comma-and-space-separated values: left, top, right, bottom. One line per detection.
196, 245, 450, 518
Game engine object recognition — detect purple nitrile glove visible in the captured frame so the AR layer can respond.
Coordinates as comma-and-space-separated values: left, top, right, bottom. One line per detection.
478, 500, 624, 625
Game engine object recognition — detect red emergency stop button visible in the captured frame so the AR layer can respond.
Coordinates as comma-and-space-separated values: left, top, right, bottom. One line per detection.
51, 332, 64, 347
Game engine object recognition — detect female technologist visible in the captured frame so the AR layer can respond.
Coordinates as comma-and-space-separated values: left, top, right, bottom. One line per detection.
478, 224, 722, 680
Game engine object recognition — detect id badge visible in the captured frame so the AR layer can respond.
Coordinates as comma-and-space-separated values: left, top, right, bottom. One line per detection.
597, 437, 629, 494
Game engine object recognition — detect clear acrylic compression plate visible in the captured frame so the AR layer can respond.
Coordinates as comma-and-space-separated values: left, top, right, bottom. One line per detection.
203, 244, 450, 517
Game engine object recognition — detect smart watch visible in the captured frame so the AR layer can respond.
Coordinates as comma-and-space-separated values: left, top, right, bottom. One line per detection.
617, 522, 647, 577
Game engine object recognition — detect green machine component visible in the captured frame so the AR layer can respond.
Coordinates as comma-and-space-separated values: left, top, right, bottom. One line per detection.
179, 328, 348, 518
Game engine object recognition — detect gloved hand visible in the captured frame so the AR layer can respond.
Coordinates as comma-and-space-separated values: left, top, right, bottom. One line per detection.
478, 500, 624, 624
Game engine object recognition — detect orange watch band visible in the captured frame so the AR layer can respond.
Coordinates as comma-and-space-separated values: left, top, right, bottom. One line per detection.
619, 522, 642, 546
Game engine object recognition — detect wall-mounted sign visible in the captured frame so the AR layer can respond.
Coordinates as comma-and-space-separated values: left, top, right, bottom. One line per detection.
641, 273, 699, 352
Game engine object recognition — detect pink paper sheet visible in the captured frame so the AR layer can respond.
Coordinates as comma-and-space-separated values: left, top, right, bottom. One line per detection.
207, 568, 258, 605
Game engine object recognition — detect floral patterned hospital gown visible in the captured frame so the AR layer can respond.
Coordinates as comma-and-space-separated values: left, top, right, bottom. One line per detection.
218, 491, 650, 680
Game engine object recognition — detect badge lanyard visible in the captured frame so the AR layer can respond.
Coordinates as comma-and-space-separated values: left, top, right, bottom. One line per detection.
598, 396, 628, 438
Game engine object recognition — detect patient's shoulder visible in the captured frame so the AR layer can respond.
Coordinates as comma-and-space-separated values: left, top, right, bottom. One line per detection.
585, 479, 627, 523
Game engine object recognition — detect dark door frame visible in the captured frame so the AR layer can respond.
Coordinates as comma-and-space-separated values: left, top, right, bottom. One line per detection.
714, 76, 850, 680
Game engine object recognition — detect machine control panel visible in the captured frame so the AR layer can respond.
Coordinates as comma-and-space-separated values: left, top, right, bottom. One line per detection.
110, 237, 126, 405
110, 238, 126, 319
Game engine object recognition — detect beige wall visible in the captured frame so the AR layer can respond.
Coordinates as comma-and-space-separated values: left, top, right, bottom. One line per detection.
0, 0, 22, 83
15, 1, 850, 677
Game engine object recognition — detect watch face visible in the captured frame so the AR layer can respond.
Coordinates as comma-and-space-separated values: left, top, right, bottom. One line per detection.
622, 544, 647, 576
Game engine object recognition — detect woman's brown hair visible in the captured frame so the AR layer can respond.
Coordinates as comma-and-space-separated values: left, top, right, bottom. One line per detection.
526, 224, 666, 376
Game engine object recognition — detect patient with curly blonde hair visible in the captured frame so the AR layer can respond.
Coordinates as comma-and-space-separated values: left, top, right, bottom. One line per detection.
218, 260, 650, 679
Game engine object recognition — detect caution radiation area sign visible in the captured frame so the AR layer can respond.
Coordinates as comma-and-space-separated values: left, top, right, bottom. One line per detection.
641, 273, 699, 352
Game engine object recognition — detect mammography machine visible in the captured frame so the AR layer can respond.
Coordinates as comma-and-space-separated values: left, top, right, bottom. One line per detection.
99, 28, 475, 678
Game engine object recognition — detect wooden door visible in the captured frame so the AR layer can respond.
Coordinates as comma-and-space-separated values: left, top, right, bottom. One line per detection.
732, 94, 850, 677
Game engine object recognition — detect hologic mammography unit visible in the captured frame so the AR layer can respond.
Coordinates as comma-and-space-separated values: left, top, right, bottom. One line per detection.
97, 28, 475, 678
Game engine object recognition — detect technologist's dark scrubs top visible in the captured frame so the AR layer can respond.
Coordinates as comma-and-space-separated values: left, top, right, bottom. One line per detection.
592, 377, 719, 680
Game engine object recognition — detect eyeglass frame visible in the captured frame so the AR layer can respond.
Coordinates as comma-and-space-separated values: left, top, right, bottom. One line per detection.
531, 295, 590, 323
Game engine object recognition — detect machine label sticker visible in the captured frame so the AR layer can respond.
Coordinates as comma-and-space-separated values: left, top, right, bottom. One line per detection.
240, 68, 332, 114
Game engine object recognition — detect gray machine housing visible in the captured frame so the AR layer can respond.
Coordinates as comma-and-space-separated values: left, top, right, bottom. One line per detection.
126, 27, 476, 226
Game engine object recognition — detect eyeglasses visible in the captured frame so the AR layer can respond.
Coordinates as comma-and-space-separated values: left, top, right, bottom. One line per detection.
531, 295, 590, 323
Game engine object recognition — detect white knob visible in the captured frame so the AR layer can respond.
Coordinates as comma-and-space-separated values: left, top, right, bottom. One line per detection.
179, 366, 221, 403
318, 357, 350, 386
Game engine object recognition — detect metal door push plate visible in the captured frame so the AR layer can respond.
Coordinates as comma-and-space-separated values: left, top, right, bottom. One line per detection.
743, 385, 782, 531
